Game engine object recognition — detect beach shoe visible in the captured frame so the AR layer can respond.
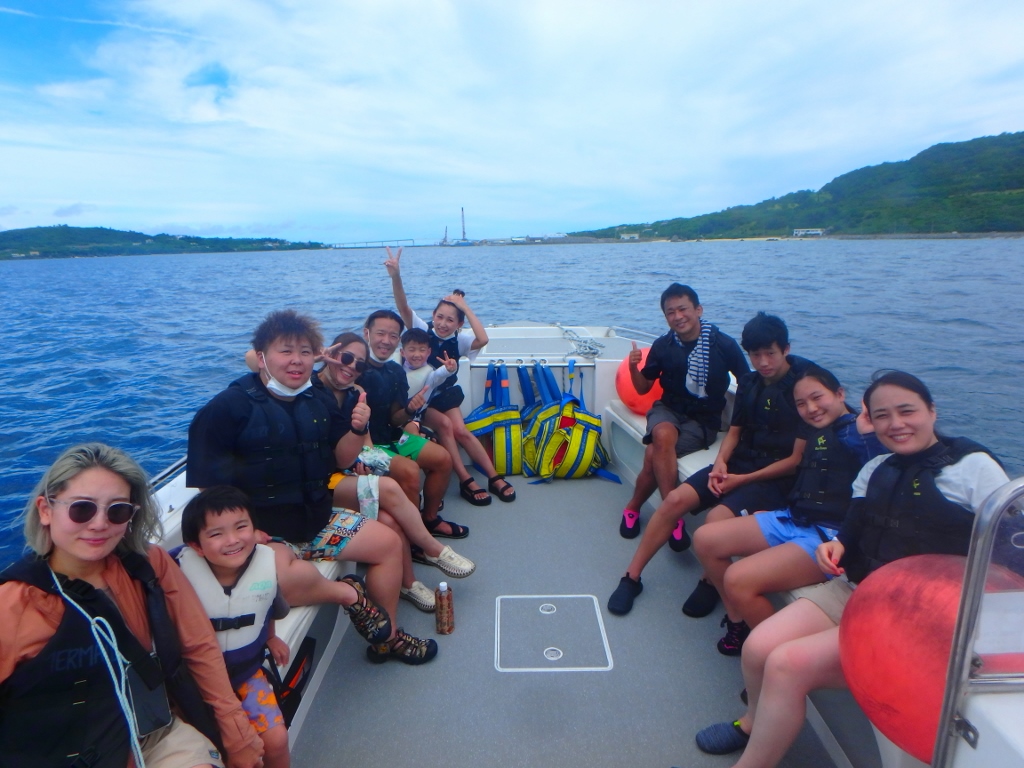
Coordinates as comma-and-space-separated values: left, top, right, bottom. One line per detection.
607, 574, 643, 615
366, 628, 438, 665
717, 615, 751, 656
619, 508, 641, 539
682, 577, 720, 618
668, 518, 691, 552
695, 720, 750, 755
339, 574, 392, 644
400, 580, 436, 612
419, 545, 476, 578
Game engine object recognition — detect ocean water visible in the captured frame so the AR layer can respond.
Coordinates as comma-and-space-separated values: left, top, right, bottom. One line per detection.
2, 238, 1022, 567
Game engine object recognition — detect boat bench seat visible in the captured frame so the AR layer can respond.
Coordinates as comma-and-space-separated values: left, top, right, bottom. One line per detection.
273, 558, 355, 667
603, 399, 724, 492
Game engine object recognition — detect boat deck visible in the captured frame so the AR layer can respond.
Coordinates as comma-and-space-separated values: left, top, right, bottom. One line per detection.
290, 473, 840, 768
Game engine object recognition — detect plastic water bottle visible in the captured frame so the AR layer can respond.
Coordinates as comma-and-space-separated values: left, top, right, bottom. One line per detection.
435, 581, 454, 634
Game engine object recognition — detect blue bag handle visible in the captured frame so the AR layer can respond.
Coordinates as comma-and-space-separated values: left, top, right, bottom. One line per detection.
495, 364, 511, 408
481, 361, 497, 408
518, 365, 537, 409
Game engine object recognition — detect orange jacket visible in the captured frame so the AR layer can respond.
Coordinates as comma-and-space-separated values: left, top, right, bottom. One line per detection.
0, 545, 263, 768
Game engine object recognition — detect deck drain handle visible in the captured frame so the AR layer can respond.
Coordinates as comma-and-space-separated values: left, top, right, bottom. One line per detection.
544, 647, 563, 661
539, 603, 556, 614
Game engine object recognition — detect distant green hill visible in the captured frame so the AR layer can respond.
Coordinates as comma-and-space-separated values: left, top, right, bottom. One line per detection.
573, 132, 1024, 239
0, 225, 327, 260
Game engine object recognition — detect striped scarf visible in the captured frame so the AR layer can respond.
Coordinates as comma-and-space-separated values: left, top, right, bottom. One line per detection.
685, 320, 713, 398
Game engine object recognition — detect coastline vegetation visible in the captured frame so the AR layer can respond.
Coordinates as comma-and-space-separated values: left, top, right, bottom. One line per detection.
573, 131, 1024, 240
0, 225, 327, 261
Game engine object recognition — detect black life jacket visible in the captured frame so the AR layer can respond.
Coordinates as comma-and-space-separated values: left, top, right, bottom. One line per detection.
426, 321, 462, 392
0, 551, 222, 768
732, 355, 811, 471
788, 413, 865, 530
359, 361, 407, 445
842, 437, 996, 584
232, 373, 334, 538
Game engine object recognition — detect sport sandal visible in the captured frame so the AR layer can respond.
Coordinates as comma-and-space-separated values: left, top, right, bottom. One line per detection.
619, 508, 641, 539
339, 574, 392, 644
366, 628, 438, 665
419, 545, 476, 578
460, 477, 492, 506
424, 514, 469, 539
488, 475, 516, 502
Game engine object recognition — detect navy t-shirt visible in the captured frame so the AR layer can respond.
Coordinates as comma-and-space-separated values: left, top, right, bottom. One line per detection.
640, 326, 749, 432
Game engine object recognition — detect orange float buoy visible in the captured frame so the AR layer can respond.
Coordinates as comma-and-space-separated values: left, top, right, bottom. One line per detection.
615, 348, 663, 415
840, 554, 1024, 763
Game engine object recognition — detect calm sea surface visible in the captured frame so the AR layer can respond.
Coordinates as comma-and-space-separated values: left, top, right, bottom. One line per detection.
2, 239, 1022, 567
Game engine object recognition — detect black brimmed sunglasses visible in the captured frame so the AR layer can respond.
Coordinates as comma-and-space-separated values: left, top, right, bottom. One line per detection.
48, 498, 140, 525
331, 351, 367, 373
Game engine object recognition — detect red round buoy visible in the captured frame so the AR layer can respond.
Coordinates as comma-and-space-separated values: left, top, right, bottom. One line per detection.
615, 348, 663, 415
840, 554, 1024, 763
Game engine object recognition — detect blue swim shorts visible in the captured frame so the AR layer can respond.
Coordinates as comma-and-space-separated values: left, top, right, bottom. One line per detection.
755, 508, 838, 566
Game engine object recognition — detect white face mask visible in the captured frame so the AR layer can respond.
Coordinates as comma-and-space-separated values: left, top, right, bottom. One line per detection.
260, 354, 313, 398
368, 349, 390, 364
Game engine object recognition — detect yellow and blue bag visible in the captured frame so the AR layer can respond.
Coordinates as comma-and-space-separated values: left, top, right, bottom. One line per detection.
520, 360, 617, 482
466, 362, 523, 475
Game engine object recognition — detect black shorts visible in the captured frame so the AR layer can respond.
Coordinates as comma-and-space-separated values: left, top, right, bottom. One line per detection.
428, 385, 465, 413
684, 464, 791, 516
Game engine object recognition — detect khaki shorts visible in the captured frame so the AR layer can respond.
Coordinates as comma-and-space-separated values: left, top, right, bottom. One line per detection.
140, 714, 224, 768
794, 576, 856, 626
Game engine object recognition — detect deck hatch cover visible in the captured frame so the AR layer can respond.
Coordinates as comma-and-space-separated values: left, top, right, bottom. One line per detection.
494, 595, 613, 672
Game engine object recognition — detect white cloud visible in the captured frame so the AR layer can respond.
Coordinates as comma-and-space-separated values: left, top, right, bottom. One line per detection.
0, 0, 1022, 239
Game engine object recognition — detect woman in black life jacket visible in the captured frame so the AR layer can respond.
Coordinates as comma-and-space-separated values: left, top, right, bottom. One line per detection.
690, 371, 1009, 767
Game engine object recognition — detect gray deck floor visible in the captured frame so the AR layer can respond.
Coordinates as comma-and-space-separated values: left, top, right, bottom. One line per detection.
291, 472, 838, 768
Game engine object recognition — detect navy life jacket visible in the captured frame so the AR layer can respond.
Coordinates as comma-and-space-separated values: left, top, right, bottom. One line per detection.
233, 373, 334, 539
842, 437, 996, 584
788, 413, 864, 530
732, 355, 811, 471
426, 321, 462, 393
0, 551, 221, 768
652, 326, 729, 432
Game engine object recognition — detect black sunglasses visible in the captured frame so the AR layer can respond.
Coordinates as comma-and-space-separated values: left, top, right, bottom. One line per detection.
49, 498, 140, 525
332, 351, 367, 373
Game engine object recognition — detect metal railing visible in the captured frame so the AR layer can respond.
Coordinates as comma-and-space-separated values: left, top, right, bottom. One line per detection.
934, 476, 1024, 766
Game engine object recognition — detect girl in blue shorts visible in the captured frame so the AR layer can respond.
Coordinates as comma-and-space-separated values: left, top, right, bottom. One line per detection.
691, 365, 883, 656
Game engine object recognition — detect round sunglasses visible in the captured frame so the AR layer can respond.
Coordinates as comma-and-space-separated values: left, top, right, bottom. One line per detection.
48, 498, 140, 525
327, 351, 367, 373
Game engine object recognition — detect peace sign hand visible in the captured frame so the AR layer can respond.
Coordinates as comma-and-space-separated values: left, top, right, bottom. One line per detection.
383, 246, 403, 277
437, 351, 458, 373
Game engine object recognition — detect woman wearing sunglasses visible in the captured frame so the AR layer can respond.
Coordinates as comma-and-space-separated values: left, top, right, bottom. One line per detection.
0, 443, 263, 768
316, 332, 476, 614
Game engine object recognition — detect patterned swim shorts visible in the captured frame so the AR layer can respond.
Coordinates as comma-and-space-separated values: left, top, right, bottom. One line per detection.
274, 508, 366, 561
234, 668, 285, 734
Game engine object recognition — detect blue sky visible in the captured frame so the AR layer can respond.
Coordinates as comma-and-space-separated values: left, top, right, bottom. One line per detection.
1, 1, 1023, 242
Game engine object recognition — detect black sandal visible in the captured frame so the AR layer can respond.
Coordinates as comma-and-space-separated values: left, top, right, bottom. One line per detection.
459, 477, 492, 506
424, 514, 470, 539
488, 475, 516, 502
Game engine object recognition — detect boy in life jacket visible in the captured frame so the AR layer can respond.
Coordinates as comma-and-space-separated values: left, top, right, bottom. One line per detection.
400, 327, 458, 430
176, 486, 293, 768
608, 312, 813, 619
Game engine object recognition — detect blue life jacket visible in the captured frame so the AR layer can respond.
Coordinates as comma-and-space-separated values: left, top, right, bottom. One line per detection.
788, 413, 865, 530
